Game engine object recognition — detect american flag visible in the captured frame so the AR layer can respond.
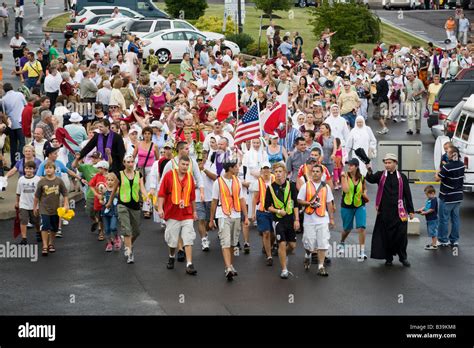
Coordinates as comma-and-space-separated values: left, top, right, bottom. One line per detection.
234, 104, 261, 145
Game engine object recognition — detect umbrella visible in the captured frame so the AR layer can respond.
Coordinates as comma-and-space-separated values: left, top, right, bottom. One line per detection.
355, 147, 371, 165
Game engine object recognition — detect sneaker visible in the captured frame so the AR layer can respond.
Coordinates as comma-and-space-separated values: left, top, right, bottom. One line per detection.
377, 128, 389, 135
105, 242, 113, 252
19, 238, 28, 245
233, 246, 240, 256
424, 244, 438, 250
401, 117, 407, 122
357, 252, 368, 262
185, 263, 197, 275
406, 130, 414, 135
36, 232, 42, 242
127, 252, 134, 264
177, 249, 185, 262
450, 242, 459, 248
266, 257, 273, 266
225, 268, 234, 281
230, 265, 238, 276
201, 237, 210, 252
62, 219, 69, 226
124, 246, 131, 257
304, 257, 311, 270
439, 242, 450, 247
392, 118, 399, 123
167, 257, 175, 269
280, 269, 289, 279
243, 242, 250, 254
113, 236, 121, 250
337, 242, 345, 255
55, 230, 63, 238
27, 222, 34, 228
317, 267, 329, 277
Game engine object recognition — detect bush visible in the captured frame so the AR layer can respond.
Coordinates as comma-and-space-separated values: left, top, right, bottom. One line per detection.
164, 0, 208, 20
309, 2, 381, 56
254, 0, 293, 20
225, 33, 254, 53
246, 41, 269, 57
194, 16, 236, 36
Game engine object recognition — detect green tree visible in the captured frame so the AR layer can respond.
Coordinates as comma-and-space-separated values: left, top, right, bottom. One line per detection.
164, 0, 208, 20
254, 0, 293, 20
309, 2, 381, 56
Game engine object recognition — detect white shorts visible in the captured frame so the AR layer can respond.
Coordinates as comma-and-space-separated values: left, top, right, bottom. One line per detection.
217, 217, 241, 249
164, 219, 196, 248
302, 223, 330, 251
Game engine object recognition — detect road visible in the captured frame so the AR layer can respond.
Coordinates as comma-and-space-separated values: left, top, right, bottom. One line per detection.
0, 119, 473, 315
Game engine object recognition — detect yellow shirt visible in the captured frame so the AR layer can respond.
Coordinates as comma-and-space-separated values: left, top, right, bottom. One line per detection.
428, 83, 442, 105
22, 60, 42, 78
338, 90, 360, 115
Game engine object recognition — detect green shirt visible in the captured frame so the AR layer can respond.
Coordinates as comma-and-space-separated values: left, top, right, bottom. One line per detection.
180, 59, 193, 81
49, 46, 59, 60
78, 164, 98, 200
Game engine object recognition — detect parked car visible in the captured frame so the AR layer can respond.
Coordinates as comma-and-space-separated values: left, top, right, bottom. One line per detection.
74, 6, 144, 23
140, 29, 240, 63
454, 68, 474, 80
451, 94, 474, 192
431, 97, 469, 138
294, 0, 317, 7
121, 19, 225, 43
427, 80, 474, 130
64, 14, 143, 39
85, 18, 133, 44
75, 0, 170, 19
384, 0, 423, 9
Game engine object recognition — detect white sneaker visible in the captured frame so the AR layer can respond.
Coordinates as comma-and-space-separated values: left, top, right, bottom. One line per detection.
377, 128, 389, 135
358, 252, 368, 262
127, 252, 134, 264
124, 247, 131, 257
230, 265, 238, 276
201, 237, 210, 251
62, 219, 69, 225
280, 269, 289, 279
27, 222, 34, 228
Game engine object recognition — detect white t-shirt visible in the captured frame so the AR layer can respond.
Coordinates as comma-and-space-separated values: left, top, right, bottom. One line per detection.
297, 181, 333, 225
197, 160, 216, 203
16, 176, 41, 210
105, 44, 120, 62
212, 176, 244, 219
92, 42, 106, 57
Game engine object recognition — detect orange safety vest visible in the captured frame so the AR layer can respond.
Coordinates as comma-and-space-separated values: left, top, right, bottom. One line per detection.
218, 175, 241, 216
305, 181, 327, 217
171, 169, 193, 207
257, 175, 275, 212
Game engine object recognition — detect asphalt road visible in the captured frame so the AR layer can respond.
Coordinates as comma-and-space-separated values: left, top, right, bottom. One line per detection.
0, 119, 473, 315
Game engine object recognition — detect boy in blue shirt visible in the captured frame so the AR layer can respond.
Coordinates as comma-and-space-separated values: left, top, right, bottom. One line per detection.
416, 185, 438, 250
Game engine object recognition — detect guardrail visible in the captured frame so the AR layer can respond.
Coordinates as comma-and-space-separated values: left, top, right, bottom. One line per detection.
404, 169, 474, 190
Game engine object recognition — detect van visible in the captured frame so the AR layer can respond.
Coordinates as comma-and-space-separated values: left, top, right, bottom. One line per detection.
451, 94, 474, 192
75, 0, 170, 19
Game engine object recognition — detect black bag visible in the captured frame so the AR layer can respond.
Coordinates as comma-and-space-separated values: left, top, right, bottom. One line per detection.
138, 142, 153, 184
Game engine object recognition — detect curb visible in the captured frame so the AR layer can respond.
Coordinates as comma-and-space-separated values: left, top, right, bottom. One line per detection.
42, 12, 70, 33
0, 191, 84, 221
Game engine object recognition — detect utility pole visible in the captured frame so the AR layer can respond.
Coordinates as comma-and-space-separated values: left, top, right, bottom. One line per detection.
237, 0, 243, 34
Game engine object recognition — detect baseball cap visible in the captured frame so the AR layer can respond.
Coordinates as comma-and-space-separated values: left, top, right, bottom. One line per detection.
260, 161, 272, 169
150, 120, 163, 129
346, 158, 360, 167
44, 145, 60, 157
306, 157, 318, 164
94, 160, 109, 170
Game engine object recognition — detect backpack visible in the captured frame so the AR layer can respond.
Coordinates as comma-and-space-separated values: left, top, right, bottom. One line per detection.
18, 85, 30, 99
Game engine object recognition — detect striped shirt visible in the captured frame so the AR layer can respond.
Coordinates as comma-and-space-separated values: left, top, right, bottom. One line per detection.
438, 160, 465, 204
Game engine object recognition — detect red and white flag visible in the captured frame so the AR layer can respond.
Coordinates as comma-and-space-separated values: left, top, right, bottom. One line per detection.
210, 77, 238, 121
260, 88, 288, 134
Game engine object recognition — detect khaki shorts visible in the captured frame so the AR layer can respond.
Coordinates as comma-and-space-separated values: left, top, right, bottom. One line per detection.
217, 217, 241, 249
117, 204, 141, 238
303, 223, 330, 251
164, 219, 196, 248
19, 209, 40, 226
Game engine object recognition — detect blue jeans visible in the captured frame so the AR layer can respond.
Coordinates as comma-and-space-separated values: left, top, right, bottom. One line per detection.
25, 77, 38, 89
437, 200, 460, 244
342, 112, 356, 128
103, 215, 118, 239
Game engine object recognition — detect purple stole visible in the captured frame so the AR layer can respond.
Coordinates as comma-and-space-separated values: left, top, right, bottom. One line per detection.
97, 132, 114, 161
375, 170, 408, 222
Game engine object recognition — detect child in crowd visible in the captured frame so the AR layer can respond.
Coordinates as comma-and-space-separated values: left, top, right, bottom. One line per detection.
440, 141, 452, 168
146, 49, 159, 71
34, 161, 69, 256
333, 138, 343, 190
416, 185, 439, 250
16, 161, 41, 244
88, 160, 109, 241
100, 172, 121, 252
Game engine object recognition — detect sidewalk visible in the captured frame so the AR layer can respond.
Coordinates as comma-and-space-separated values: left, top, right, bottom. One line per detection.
0, 176, 84, 220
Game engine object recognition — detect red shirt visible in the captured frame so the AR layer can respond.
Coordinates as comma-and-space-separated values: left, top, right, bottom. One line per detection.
158, 170, 196, 221
89, 173, 107, 211
21, 103, 34, 138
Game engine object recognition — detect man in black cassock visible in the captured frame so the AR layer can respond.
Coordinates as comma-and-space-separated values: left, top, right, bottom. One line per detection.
366, 153, 414, 267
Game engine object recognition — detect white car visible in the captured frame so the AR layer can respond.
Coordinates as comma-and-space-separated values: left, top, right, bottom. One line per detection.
74, 6, 143, 23
383, 0, 423, 9
123, 19, 225, 42
85, 18, 133, 43
141, 29, 240, 63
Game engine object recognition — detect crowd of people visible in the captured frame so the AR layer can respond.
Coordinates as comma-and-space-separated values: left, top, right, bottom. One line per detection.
0, 6, 467, 280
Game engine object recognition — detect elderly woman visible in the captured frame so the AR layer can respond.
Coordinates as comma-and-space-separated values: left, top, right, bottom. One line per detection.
60, 71, 78, 103
345, 116, 377, 176
5, 145, 42, 179
65, 112, 87, 165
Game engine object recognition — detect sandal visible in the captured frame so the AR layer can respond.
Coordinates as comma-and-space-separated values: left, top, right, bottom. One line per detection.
42, 247, 48, 256
98, 234, 105, 241
48, 245, 56, 253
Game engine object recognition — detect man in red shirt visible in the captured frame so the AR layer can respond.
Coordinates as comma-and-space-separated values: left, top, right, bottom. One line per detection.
21, 96, 36, 143
156, 155, 198, 275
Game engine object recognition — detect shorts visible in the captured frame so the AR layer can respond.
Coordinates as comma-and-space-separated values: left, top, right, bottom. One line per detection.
342, 112, 357, 128
217, 217, 241, 249
341, 206, 366, 231
164, 219, 196, 248
19, 209, 39, 226
275, 219, 296, 243
41, 214, 60, 233
196, 201, 211, 221
426, 219, 438, 238
303, 223, 330, 251
256, 210, 273, 234
117, 204, 141, 238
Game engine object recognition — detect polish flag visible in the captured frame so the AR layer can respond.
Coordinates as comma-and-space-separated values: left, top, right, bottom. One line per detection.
260, 88, 288, 134
210, 77, 238, 121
